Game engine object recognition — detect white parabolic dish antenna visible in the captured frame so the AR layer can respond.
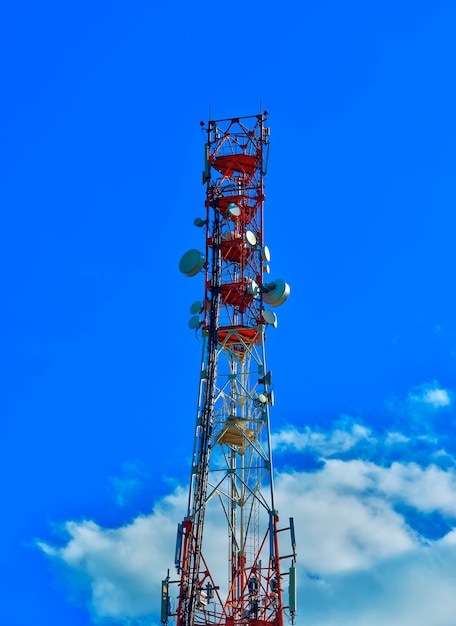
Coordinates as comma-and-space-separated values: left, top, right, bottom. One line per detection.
245, 230, 257, 246
247, 280, 259, 296
179, 249, 205, 277
260, 245, 271, 262
263, 309, 278, 328
227, 203, 241, 217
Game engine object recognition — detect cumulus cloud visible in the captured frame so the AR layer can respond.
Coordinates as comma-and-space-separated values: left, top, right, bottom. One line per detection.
385, 431, 409, 445
374, 461, 456, 515
271, 383, 456, 471
408, 381, 452, 408
41, 517, 159, 621
383, 380, 454, 433
39, 487, 188, 623
274, 460, 456, 574
38, 382, 456, 625
301, 538, 456, 626
271, 418, 419, 468
275, 467, 415, 575
39, 455, 456, 624
272, 418, 371, 457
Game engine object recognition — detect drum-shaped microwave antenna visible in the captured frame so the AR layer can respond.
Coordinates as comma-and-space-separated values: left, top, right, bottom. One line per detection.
263, 279, 290, 307
179, 249, 205, 277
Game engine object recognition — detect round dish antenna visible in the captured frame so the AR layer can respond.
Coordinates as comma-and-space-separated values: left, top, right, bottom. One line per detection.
247, 280, 259, 297
190, 301, 204, 314
245, 230, 257, 246
227, 203, 241, 218
260, 246, 271, 262
188, 315, 202, 329
179, 249, 205, 277
194, 217, 207, 227
263, 310, 278, 328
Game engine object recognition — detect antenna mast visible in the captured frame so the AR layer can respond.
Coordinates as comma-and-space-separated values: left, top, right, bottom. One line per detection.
163, 113, 296, 626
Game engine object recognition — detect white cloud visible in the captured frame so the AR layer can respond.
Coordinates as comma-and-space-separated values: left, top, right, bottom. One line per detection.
374, 461, 456, 515
301, 539, 456, 626
382, 381, 454, 435
39, 487, 188, 623
408, 381, 452, 409
275, 463, 416, 575
423, 388, 451, 407
39, 454, 456, 625
272, 418, 371, 456
385, 431, 409, 445
38, 378, 456, 626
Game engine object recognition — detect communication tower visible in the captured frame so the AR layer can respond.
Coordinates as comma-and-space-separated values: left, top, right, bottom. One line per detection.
162, 113, 296, 626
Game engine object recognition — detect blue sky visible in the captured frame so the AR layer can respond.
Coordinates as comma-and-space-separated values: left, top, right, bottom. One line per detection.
2, 1, 456, 624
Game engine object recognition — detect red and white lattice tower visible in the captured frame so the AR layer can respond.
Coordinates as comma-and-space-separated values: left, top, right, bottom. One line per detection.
162, 113, 296, 626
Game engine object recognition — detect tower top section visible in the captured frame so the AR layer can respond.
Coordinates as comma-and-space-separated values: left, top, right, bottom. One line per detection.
181, 113, 289, 339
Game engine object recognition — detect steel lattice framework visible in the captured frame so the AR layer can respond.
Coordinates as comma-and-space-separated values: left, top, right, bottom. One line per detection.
163, 113, 296, 626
